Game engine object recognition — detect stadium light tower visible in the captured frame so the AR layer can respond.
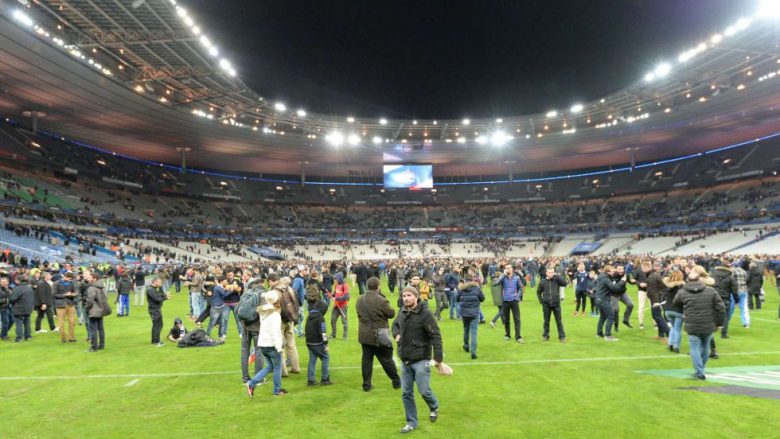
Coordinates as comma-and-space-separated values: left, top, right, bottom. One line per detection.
176, 147, 192, 171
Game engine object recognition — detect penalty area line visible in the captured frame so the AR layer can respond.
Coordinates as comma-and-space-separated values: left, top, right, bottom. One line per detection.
1, 351, 779, 382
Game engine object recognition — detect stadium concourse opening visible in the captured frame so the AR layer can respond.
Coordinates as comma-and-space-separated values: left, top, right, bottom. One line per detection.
0, 0, 779, 437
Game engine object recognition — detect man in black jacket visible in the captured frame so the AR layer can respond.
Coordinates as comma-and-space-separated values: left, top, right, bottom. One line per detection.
10, 275, 35, 342
146, 278, 169, 346
595, 266, 624, 341
611, 265, 634, 330
356, 277, 400, 392
537, 267, 568, 342
0, 276, 13, 340
392, 286, 443, 434
34, 271, 56, 333
673, 270, 725, 380
711, 262, 737, 338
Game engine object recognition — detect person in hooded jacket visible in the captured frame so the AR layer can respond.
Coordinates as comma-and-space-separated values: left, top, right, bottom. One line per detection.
10, 274, 35, 342
84, 271, 110, 352
536, 266, 569, 342
167, 317, 187, 342
673, 270, 725, 380
305, 298, 332, 386
456, 272, 485, 359
595, 265, 624, 341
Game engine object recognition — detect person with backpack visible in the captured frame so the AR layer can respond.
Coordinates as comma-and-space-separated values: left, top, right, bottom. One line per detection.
456, 271, 485, 359
305, 297, 332, 386
330, 273, 350, 340
238, 280, 265, 383
9, 274, 34, 342
277, 276, 301, 376
246, 290, 288, 397
146, 277, 169, 346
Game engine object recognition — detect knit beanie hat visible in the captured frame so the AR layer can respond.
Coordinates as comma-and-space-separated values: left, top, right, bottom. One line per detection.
403, 285, 420, 299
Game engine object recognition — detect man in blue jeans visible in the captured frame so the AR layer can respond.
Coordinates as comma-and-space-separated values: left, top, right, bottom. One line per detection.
729, 262, 751, 329
392, 286, 444, 434
673, 270, 725, 380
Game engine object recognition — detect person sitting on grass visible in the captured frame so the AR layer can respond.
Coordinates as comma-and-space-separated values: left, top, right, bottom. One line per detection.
167, 317, 187, 342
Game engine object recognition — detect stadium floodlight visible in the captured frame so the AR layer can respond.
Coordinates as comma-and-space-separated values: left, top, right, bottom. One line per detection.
12, 9, 34, 27
711, 33, 723, 44
475, 135, 488, 145
496, 118, 503, 123
545, 110, 558, 118
734, 17, 752, 31
347, 116, 355, 123
228, 69, 236, 77
570, 104, 584, 113
191, 26, 201, 35
644, 72, 655, 82
326, 131, 344, 146
296, 109, 306, 117
490, 131, 511, 146
274, 102, 286, 113
462, 118, 471, 125
200, 36, 212, 48
372, 136, 382, 145
218, 58, 231, 71
379, 118, 388, 125
654, 63, 672, 78
757, 0, 780, 18
208, 46, 218, 57
347, 133, 361, 146
183, 16, 194, 27
176, 6, 187, 18
457, 137, 467, 144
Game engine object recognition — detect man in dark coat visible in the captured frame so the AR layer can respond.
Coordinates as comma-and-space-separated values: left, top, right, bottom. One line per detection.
456, 275, 485, 358
746, 261, 764, 310
536, 267, 569, 342
392, 285, 444, 434
146, 277, 169, 346
356, 276, 400, 392
10, 275, 35, 342
673, 271, 725, 380
34, 271, 56, 333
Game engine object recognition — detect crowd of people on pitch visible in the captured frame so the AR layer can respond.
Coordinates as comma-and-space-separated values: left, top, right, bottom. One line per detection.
0, 252, 778, 432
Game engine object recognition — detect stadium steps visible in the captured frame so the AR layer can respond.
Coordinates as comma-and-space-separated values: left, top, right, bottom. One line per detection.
726, 230, 780, 254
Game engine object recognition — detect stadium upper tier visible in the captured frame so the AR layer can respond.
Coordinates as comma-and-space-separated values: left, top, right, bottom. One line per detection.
0, 4, 779, 176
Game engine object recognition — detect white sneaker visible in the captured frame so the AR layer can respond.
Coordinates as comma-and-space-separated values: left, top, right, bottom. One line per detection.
53, 327, 59, 332
36, 329, 48, 334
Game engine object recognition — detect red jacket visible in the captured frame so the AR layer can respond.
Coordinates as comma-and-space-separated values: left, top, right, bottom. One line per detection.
334, 283, 350, 309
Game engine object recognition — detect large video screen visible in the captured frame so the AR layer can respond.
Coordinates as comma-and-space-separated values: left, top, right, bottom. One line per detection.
383, 164, 433, 189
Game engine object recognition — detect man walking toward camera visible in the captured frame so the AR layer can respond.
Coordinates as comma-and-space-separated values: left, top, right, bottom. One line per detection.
536, 266, 568, 342
493, 264, 526, 343
392, 286, 443, 434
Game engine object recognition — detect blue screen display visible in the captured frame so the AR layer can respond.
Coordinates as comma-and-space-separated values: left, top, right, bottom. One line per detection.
383, 164, 433, 189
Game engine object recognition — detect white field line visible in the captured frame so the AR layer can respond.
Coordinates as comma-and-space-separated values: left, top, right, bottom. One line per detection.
752, 318, 780, 324
0, 351, 779, 382
125, 378, 141, 387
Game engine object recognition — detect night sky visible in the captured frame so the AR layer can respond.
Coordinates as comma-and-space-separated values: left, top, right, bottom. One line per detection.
187, 0, 754, 119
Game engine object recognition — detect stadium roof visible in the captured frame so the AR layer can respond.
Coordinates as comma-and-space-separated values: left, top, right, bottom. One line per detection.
0, 1, 779, 177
